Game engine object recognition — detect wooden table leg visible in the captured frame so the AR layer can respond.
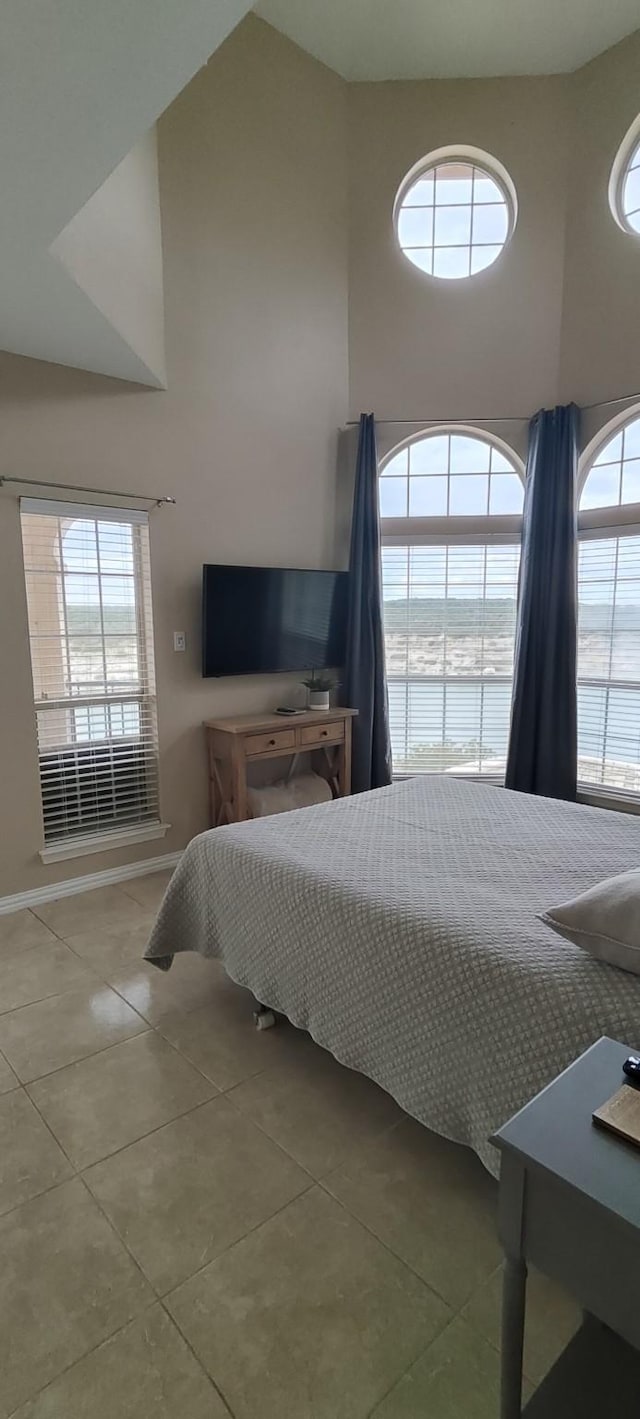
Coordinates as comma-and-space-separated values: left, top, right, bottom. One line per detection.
501, 1254, 527, 1419
230, 741, 248, 823
339, 718, 352, 796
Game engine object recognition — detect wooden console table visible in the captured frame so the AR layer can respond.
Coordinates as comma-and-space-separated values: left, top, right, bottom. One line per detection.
204, 707, 357, 826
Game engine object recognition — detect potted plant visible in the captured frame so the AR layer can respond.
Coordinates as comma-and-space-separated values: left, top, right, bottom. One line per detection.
302, 670, 337, 711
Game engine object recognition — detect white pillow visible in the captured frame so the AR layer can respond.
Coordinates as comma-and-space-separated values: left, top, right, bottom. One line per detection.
539, 868, 640, 977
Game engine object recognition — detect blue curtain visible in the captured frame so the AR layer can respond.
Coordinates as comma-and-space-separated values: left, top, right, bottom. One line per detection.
505, 403, 580, 800
343, 413, 393, 793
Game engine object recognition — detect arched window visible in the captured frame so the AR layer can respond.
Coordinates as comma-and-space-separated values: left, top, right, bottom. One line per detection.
379, 428, 524, 777
578, 412, 640, 799
609, 117, 640, 236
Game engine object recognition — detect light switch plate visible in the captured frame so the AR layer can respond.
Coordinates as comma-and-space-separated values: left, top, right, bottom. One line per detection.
173, 631, 186, 652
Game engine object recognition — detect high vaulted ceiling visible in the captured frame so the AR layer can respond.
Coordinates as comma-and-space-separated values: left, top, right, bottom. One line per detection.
0, 0, 253, 385
255, 0, 640, 80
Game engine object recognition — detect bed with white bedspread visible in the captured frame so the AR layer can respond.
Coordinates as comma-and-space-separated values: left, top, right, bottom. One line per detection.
145, 777, 640, 1175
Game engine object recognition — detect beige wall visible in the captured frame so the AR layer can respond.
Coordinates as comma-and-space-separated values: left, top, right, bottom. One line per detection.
559, 30, 640, 407
347, 75, 572, 424
0, 16, 348, 896
347, 33, 640, 448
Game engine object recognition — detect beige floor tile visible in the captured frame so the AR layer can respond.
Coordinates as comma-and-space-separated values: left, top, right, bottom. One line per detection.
168, 1186, 450, 1419
0, 1050, 18, 1095
85, 1095, 310, 1294
32, 885, 149, 938
0, 910, 59, 960
0, 940, 95, 1014
110, 953, 232, 1027
371, 1316, 525, 1418
325, 1117, 502, 1310
120, 869, 174, 911
11, 1305, 229, 1419
29, 1031, 217, 1169
65, 917, 159, 985
155, 990, 319, 1090
229, 1049, 404, 1177
463, 1261, 581, 1385
0, 1088, 71, 1215
0, 1177, 152, 1418
0, 984, 147, 1083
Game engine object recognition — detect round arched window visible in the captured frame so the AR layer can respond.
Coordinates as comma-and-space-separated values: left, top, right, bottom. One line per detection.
394, 148, 517, 280
378, 428, 523, 780
379, 428, 524, 518
580, 413, 640, 510
609, 119, 640, 236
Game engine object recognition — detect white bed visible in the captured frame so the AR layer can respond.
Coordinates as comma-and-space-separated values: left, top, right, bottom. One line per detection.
145, 776, 640, 1175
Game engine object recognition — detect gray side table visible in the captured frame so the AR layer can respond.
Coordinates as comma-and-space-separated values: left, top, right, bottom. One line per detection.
492, 1036, 640, 1418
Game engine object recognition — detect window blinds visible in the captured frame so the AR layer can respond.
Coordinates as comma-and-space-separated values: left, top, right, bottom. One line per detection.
20, 500, 159, 843
578, 532, 640, 796
381, 542, 520, 776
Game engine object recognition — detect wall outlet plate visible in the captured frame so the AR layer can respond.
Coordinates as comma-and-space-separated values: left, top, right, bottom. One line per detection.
173, 631, 186, 652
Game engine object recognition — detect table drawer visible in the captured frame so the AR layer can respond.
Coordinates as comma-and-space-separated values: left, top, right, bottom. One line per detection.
245, 729, 296, 757
299, 720, 345, 747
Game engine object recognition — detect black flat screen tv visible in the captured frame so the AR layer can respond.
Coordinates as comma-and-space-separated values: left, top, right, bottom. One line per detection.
202, 564, 349, 677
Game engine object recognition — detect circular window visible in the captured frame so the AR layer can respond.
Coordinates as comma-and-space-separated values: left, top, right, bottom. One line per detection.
394, 147, 516, 281
609, 118, 640, 235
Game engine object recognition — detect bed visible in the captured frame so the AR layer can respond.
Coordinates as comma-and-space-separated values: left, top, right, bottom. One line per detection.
145, 776, 640, 1175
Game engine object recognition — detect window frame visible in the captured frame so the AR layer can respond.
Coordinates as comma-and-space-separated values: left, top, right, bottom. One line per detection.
609, 113, 640, 238
393, 144, 518, 282
576, 408, 640, 811
20, 498, 169, 861
379, 424, 525, 784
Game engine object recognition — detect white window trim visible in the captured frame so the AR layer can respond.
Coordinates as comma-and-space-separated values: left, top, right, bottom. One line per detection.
39, 819, 171, 864
608, 112, 640, 237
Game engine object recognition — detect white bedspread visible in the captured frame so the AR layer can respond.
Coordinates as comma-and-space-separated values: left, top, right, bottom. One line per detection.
145, 777, 640, 1174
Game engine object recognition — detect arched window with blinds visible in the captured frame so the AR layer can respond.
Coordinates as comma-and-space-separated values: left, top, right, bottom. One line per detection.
578, 413, 640, 799
379, 428, 524, 778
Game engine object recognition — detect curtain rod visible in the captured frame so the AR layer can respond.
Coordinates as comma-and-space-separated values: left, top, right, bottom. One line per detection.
0, 476, 175, 507
346, 390, 640, 426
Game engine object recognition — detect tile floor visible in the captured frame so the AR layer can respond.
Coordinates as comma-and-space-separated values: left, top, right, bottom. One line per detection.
0, 870, 580, 1418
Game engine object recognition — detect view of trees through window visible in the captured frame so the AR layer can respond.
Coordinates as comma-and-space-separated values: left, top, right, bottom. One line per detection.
382, 542, 520, 775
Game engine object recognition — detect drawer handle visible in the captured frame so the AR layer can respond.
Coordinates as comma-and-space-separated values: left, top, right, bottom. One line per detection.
268, 738, 276, 746
320, 729, 328, 737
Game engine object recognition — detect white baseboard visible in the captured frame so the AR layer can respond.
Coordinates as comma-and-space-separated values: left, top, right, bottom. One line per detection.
0, 851, 183, 916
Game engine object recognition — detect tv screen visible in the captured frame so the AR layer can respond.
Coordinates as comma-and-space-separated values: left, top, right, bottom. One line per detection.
202, 564, 349, 677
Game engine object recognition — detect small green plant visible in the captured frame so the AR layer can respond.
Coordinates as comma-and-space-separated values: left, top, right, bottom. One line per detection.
301, 670, 338, 691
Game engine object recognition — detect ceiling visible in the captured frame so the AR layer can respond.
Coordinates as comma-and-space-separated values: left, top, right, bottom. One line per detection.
0, 0, 253, 384
255, 0, 640, 80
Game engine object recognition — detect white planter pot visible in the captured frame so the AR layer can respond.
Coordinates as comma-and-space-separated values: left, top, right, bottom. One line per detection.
308, 690, 330, 711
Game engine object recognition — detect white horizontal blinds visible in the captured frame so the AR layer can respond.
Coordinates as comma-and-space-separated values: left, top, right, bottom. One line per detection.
382, 542, 520, 776
380, 430, 523, 780
577, 533, 640, 796
20, 500, 159, 843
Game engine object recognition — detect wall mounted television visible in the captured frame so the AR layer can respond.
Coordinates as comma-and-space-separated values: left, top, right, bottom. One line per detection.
202, 564, 349, 677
